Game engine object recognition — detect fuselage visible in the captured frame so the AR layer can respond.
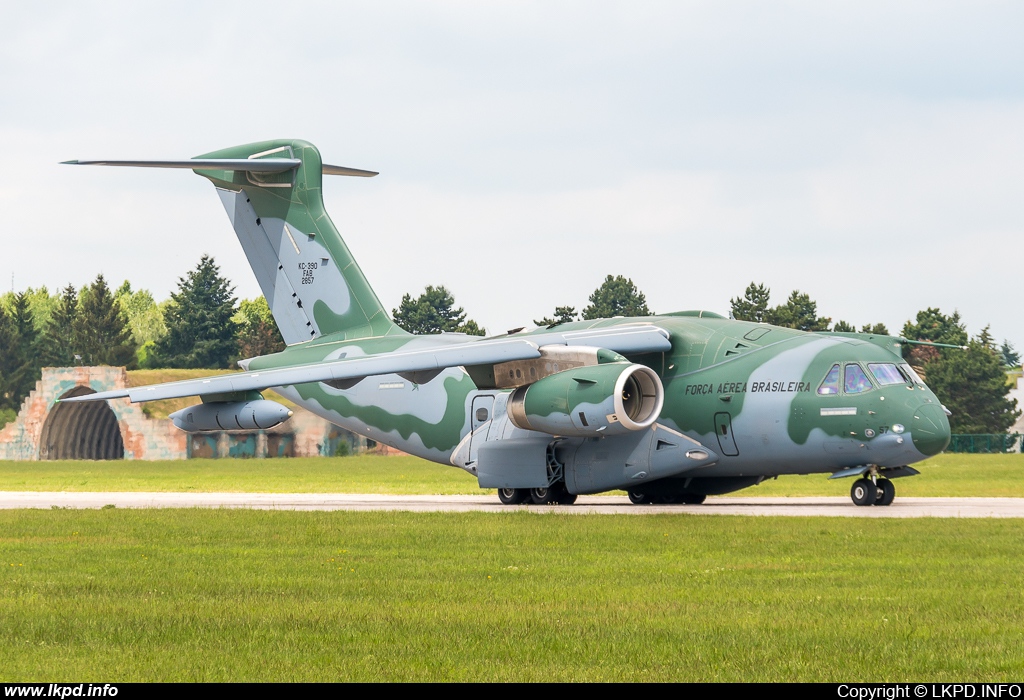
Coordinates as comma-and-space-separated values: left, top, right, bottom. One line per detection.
250, 311, 950, 488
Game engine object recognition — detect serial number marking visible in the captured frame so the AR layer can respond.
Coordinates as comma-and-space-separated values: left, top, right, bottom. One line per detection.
298, 261, 318, 284
820, 407, 857, 416
378, 382, 406, 390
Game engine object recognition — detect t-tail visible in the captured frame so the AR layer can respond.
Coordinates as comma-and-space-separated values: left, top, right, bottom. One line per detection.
64, 139, 405, 344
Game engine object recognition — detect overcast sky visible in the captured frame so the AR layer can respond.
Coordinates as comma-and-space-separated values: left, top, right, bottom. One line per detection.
3, 1, 1022, 346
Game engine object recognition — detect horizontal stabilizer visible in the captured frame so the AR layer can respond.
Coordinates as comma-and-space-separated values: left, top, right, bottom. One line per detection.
62, 159, 377, 177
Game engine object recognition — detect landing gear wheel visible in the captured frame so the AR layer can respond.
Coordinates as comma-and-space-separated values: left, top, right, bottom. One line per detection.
497, 487, 528, 505
557, 492, 578, 505
876, 479, 895, 506
628, 491, 651, 505
679, 493, 707, 505
530, 484, 568, 505
851, 478, 878, 506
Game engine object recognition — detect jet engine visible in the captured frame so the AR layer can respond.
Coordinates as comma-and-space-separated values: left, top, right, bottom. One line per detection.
169, 399, 293, 432
507, 362, 663, 438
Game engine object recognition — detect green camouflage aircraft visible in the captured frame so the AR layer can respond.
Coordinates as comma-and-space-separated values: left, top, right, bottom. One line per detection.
63, 139, 951, 507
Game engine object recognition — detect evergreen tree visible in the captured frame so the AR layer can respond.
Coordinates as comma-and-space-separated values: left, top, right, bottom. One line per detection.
235, 296, 286, 360
534, 306, 577, 327
393, 285, 485, 336
0, 304, 16, 412
6, 292, 41, 403
74, 275, 137, 368
730, 282, 771, 323
156, 255, 239, 368
581, 275, 651, 320
861, 323, 890, 335
924, 327, 1020, 434
901, 308, 968, 367
40, 284, 80, 368
832, 320, 856, 333
764, 290, 831, 331
1000, 340, 1020, 368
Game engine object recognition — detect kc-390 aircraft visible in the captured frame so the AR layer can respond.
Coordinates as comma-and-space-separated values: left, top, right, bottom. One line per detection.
62, 139, 952, 507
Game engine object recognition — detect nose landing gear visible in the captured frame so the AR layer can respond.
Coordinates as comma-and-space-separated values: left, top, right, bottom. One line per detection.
850, 477, 895, 506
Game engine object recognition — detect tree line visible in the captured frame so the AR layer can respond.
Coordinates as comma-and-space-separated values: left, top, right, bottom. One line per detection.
0, 256, 282, 427
1, 268, 1018, 436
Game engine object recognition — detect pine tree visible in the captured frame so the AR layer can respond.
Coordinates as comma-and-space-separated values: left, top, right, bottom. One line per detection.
6, 292, 41, 402
764, 290, 831, 331
74, 275, 137, 368
392, 286, 486, 335
0, 304, 16, 412
901, 308, 968, 367
534, 306, 577, 327
832, 320, 856, 333
924, 327, 1020, 434
156, 255, 238, 368
730, 282, 771, 323
40, 284, 80, 368
581, 275, 651, 320
861, 323, 890, 335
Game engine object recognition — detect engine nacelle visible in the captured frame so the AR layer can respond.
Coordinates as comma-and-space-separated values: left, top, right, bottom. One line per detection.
507, 362, 663, 438
170, 400, 293, 432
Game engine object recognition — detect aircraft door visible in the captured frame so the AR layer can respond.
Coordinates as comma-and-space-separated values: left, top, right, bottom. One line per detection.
714, 412, 739, 457
468, 395, 495, 466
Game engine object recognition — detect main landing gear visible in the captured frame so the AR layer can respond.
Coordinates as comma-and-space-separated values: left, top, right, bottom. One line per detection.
850, 477, 895, 507
627, 491, 706, 505
497, 485, 577, 506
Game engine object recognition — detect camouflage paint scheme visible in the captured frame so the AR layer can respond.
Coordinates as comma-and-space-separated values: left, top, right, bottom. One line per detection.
70, 139, 952, 499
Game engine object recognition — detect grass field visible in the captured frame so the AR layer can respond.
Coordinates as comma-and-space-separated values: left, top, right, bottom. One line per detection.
1, 509, 1022, 681
0, 453, 1021, 497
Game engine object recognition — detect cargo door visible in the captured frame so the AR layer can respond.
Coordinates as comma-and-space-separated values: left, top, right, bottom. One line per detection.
714, 412, 739, 457
468, 395, 495, 466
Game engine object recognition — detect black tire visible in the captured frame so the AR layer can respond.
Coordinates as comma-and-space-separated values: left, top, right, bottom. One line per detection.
851, 478, 877, 506
679, 493, 707, 505
558, 492, 578, 505
497, 487, 528, 505
876, 479, 895, 506
627, 491, 651, 505
530, 484, 568, 505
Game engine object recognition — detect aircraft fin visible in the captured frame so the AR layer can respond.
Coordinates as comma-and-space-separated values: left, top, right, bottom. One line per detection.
65, 141, 394, 344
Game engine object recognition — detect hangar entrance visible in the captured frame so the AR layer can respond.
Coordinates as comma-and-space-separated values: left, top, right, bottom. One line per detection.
39, 386, 125, 460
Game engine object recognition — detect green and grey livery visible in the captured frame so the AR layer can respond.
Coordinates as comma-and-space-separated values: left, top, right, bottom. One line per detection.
63, 139, 951, 507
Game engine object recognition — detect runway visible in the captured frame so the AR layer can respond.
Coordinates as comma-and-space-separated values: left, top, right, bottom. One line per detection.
2, 491, 1024, 517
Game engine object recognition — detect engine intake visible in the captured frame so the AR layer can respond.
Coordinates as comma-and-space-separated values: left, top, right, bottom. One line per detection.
507, 362, 663, 438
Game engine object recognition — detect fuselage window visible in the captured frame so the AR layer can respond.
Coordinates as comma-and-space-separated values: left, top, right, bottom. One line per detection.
844, 363, 874, 394
817, 364, 841, 395
867, 363, 906, 386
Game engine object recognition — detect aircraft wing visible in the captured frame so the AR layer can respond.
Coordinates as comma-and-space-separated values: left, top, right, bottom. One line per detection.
59, 326, 672, 404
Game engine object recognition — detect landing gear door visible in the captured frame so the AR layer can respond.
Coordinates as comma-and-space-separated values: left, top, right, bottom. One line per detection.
469, 395, 495, 466
714, 412, 739, 457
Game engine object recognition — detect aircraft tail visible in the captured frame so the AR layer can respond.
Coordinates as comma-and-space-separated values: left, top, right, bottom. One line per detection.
67, 139, 403, 344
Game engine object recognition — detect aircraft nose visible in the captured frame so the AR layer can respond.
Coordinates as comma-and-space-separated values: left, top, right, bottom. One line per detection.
911, 403, 951, 456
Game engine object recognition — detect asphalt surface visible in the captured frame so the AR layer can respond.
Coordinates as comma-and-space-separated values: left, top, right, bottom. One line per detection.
2, 491, 1023, 517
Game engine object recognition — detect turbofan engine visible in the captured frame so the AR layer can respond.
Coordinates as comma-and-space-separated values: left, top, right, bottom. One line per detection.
169, 399, 293, 432
507, 362, 663, 438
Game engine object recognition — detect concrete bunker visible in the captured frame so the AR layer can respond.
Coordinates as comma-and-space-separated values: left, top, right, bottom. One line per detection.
38, 386, 124, 460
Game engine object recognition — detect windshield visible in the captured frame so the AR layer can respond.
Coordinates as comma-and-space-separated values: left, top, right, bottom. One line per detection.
868, 363, 906, 386
844, 364, 874, 394
817, 364, 841, 395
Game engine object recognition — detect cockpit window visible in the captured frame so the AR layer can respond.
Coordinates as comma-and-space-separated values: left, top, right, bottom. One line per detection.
844, 364, 874, 394
900, 364, 923, 385
817, 364, 841, 395
868, 363, 906, 386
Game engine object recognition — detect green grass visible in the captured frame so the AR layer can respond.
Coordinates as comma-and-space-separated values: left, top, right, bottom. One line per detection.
741, 453, 1024, 498
0, 453, 1022, 497
0, 455, 480, 494
1, 509, 1022, 681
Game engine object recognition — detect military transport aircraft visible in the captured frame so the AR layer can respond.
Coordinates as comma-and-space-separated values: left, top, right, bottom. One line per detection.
62, 139, 951, 507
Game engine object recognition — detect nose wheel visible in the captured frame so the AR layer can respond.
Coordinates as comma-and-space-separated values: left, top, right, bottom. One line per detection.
850, 477, 895, 506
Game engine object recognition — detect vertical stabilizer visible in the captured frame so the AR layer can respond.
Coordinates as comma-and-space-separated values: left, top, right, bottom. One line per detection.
192, 139, 402, 344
